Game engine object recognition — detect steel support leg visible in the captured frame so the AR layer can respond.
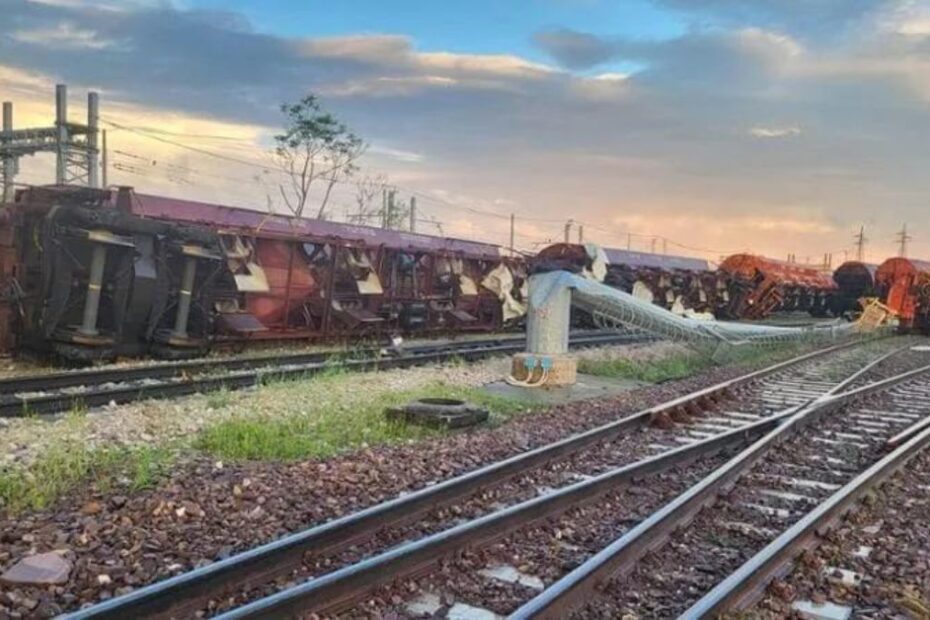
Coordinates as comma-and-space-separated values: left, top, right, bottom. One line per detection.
78, 243, 107, 337
172, 257, 197, 340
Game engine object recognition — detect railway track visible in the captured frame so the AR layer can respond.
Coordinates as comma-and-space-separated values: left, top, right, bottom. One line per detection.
60, 335, 901, 619
0, 331, 643, 418
508, 345, 930, 619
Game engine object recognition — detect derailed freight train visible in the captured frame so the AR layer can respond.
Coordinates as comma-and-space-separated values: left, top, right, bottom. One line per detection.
1, 185, 920, 362
824, 258, 930, 330
534, 243, 725, 316
0, 186, 527, 361
536, 244, 874, 323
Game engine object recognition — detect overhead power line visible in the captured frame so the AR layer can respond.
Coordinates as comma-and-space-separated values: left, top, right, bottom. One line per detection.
103, 119, 770, 258
102, 118, 281, 173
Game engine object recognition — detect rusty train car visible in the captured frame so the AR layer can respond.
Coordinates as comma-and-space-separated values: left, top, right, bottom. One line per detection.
830, 261, 878, 317
600, 247, 721, 313
0, 186, 526, 361
3, 184, 919, 362
535, 245, 852, 322
874, 257, 930, 331
533, 243, 724, 315
717, 254, 837, 320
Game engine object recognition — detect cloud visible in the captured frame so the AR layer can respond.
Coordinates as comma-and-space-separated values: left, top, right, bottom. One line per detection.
532, 28, 618, 69
533, 26, 803, 88
748, 125, 801, 138
12, 21, 116, 49
414, 52, 554, 78
2, 0, 930, 259
368, 144, 424, 163
898, 18, 930, 35
648, 0, 896, 38
26, 0, 168, 9
295, 34, 411, 63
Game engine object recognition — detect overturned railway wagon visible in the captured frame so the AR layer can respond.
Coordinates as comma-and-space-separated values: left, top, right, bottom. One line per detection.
0, 186, 525, 361
533, 243, 723, 314
600, 247, 720, 313
717, 254, 837, 320
831, 260, 878, 316
874, 257, 930, 332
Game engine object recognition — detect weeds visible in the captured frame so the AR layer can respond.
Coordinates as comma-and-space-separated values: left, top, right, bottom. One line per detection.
578, 352, 710, 383
197, 379, 534, 462
577, 341, 819, 383
206, 387, 233, 410
0, 442, 175, 514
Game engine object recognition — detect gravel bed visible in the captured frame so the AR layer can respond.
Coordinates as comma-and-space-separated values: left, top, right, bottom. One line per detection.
0, 331, 536, 380
750, 449, 930, 620
0, 337, 898, 617
0, 345, 732, 618
571, 374, 930, 618
169, 341, 901, 616
208, 425, 688, 615
0, 341, 686, 469
365, 454, 732, 619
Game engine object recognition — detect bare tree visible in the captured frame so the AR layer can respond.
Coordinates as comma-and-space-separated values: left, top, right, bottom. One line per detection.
349, 174, 415, 230
351, 173, 390, 225
274, 95, 366, 219
383, 192, 412, 230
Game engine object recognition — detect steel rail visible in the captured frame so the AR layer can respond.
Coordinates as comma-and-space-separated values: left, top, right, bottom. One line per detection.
0, 331, 641, 396
682, 403, 930, 617
211, 418, 775, 619
60, 339, 867, 620
508, 352, 929, 620
0, 332, 636, 417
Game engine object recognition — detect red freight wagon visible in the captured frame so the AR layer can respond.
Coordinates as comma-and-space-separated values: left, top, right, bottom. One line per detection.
0, 186, 524, 361
874, 257, 930, 330
718, 254, 837, 320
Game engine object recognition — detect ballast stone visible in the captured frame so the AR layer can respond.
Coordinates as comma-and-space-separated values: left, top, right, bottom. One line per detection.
1, 552, 72, 585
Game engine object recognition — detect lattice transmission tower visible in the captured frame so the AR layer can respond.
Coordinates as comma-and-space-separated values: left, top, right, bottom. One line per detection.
1, 84, 101, 203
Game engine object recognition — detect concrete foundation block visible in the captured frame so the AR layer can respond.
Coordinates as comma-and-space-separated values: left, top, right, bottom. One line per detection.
510, 353, 577, 387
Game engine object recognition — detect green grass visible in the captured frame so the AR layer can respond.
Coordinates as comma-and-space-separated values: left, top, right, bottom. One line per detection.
197, 379, 535, 462
577, 341, 822, 384
578, 352, 712, 383
0, 442, 175, 514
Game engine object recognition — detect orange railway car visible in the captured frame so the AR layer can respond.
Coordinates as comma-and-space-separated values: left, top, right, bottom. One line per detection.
874, 257, 930, 330
718, 254, 837, 320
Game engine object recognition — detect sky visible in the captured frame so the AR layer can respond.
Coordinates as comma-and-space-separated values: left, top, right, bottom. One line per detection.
3, 0, 930, 263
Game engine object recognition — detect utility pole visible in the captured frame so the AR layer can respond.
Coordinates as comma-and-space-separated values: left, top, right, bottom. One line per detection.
650, 237, 657, 253
853, 225, 867, 262
896, 223, 911, 257
86, 91, 99, 188
0, 84, 101, 198
387, 190, 396, 230
627, 233, 632, 250
577, 225, 584, 244
101, 129, 108, 188
1, 101, 12, 204
509, 213, 515, 257
563, 220, 572, 243
409, 196, 416, 232
381, 189, 387, 228
662, 238, 667, 255
55, 84, 67, 184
